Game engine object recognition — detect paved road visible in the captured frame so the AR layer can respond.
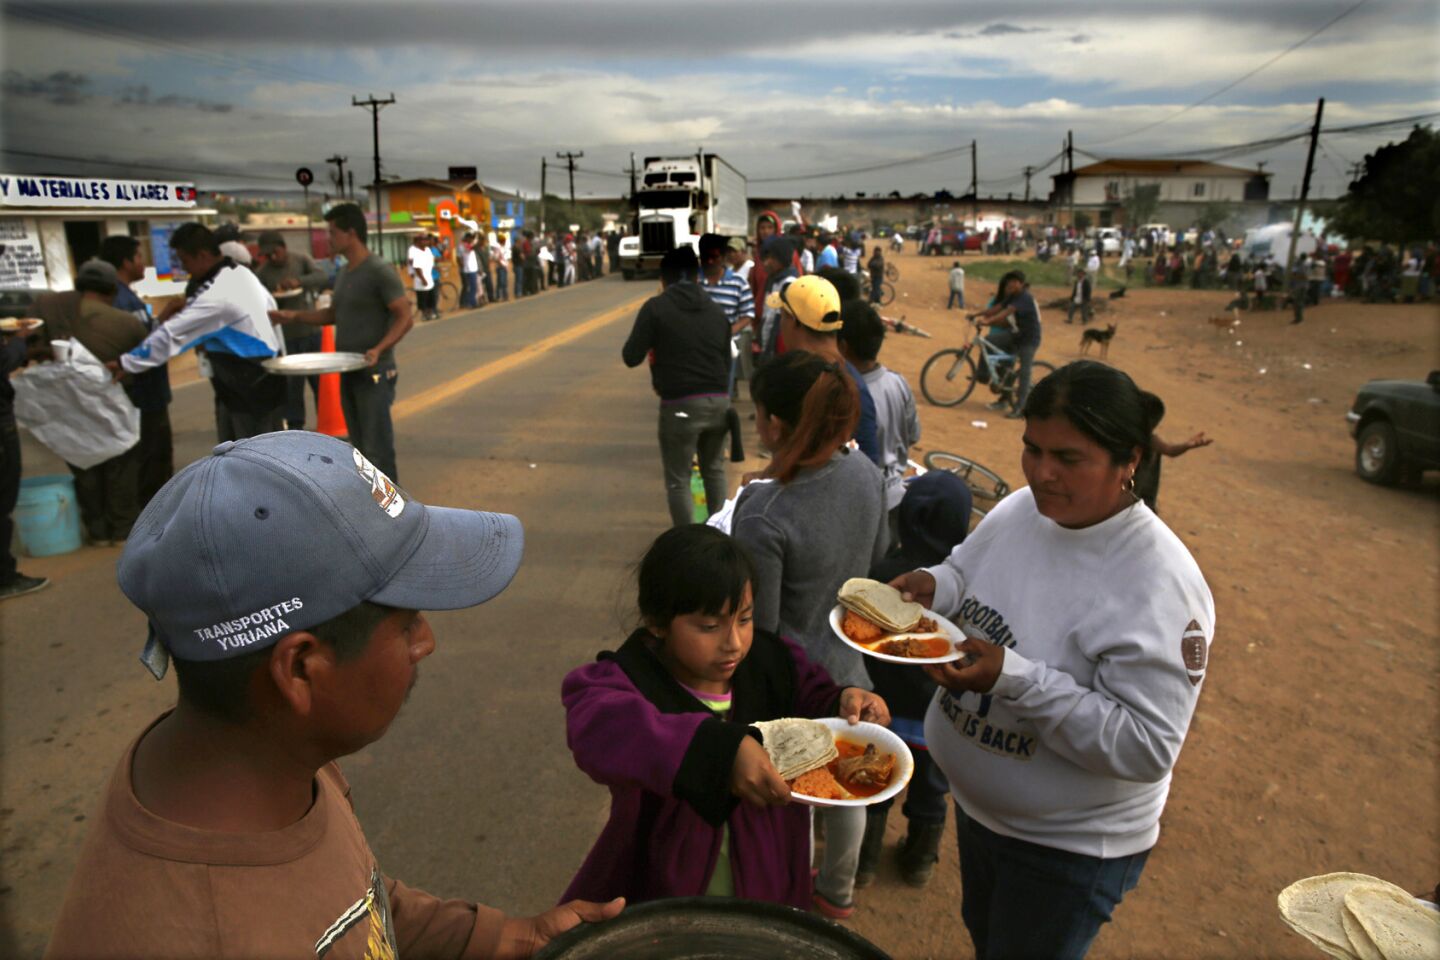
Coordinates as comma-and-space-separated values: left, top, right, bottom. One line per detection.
0, 275, 698, 956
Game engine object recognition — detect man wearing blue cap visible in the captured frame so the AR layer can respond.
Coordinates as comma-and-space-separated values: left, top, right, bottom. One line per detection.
47, 432, 622, 959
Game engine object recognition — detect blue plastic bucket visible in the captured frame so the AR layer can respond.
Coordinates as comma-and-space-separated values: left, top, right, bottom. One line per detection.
16, 474, 83, 557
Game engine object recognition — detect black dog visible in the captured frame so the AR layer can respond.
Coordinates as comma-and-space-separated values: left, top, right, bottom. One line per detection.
1108, 285, 1126, 299
1079, 323, 1118, 359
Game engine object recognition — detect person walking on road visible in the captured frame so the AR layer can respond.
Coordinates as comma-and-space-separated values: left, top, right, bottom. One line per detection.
270, 202, 413, 482
115, 224, 285, 443
946, 261, 966, 310
0, 318, 49, 601
1066, 267, 1093, 326
622, 246, 732, 527
100, 235, 174, 506
45, 431, 623, 959
255, 231, 331, 430
407, 235, 437, 321
36, 261, 148, 545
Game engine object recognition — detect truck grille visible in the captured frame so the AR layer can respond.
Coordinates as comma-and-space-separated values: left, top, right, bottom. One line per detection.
641, 221, 674, 254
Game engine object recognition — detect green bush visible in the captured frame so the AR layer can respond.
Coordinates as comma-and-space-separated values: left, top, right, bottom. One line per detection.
958, 258, 1122, 291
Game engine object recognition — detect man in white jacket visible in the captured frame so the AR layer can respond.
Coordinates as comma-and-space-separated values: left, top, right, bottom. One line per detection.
116, 224, 283, 442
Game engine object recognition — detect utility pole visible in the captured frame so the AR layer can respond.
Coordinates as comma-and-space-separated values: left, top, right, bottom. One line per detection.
346, 170, 354, 200
540, 157, 548, 233
326, 155, 348, 199
970, 140, 978, 227
1066, 130, 1075, 227
1023, 166, 1033, 203
627, 153, 638, 198
1285, 97, 1325, 280
353, 93, 395, 250
555, 150, 583, 209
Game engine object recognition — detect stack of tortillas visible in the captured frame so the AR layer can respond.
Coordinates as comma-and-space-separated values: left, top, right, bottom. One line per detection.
1278, 873, 1440, 959
837, 578, 925, 632
753, 718, 837, 781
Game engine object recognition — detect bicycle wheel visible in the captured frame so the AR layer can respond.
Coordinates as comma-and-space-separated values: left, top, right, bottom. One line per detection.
877, 282, 896, 306
885, 262, 899, 282
922, 452, 1011, 502
920, 348, 977, 407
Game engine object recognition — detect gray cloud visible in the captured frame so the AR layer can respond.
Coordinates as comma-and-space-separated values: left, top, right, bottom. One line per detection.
2, 69, 91, 105
2, 0, 1405, 53
979, 24, 1045, 36
118, 84, 234, 113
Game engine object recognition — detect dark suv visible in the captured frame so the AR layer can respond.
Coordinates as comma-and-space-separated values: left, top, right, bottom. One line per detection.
1346, 371, 1440, 484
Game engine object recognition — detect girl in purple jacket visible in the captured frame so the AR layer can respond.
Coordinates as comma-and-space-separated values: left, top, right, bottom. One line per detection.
561, 526, 889, 909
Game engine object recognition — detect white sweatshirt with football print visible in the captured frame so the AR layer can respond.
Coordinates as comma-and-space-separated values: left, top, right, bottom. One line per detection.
924, 487, 1214, 858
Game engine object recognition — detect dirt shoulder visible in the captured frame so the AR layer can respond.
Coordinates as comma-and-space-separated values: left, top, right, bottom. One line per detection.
745, 249, 1439, 959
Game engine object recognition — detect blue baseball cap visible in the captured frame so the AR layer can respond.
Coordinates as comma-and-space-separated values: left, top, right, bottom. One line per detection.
119, 432, 524, 679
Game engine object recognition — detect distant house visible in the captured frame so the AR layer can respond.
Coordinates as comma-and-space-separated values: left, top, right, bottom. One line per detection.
1050, 159, 1272, 228
367, 177, 492, 264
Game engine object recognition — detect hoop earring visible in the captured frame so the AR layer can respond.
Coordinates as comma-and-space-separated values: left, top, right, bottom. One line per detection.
1124, 475, 1136, 494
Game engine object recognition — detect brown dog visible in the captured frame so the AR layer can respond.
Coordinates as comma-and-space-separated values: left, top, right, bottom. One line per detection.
1079, 323, 1118, 359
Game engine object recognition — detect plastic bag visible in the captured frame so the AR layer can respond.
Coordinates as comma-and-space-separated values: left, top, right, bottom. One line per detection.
13, 338, 140, 468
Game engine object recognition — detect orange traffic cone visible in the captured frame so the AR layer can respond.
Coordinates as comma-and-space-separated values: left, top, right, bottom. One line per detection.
317, 324, 348, 439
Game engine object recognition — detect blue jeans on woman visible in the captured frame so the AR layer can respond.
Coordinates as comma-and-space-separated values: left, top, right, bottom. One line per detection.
494, 265, 509, 301
954, 804, 1149, 960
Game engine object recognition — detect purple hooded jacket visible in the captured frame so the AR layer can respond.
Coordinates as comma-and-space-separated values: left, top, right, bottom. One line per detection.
561, 628, 844, 909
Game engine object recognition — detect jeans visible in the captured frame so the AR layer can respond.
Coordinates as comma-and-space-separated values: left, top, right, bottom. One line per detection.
340, 364, 399, 482
482, 271, 495, 303
69, 446, 140, 542
657, 395, 729, 526
948, 290, 965, 309
1066, 301, 1092, 325
814, 806, 865, 907
495, 265, 509, 301
955, 804, 1149, 960
136, 407, 174, 509
460, 270, 479, 308
514, 265, 524, 299
1, 418, 19, 583
985, 330, 1039, 410
283, 332, 322, 429
214, 391, 283, 443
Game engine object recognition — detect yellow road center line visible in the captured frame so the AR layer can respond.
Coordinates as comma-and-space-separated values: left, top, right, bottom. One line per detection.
393, 295, 648, 421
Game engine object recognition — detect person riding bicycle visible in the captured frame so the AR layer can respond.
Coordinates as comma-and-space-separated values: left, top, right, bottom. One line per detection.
967, 270, 1041, 420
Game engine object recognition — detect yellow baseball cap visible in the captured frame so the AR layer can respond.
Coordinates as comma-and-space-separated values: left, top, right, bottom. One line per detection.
765, 275, 841, 332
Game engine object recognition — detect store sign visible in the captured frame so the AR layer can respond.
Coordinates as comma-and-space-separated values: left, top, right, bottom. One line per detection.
0, 173, 198, 209
150, 222, 186, 282
0, 217, 49, 290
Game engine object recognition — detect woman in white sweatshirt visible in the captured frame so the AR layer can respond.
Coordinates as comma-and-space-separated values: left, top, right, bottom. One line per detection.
890, 360, 1214, 960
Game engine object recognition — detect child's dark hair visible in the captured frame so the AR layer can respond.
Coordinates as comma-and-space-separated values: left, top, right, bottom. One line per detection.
638, 526, 755, 630
838, 299, 885, 362
816, 266, 860, 302
750, 350, 860, 483
1021, 360, 1165, 464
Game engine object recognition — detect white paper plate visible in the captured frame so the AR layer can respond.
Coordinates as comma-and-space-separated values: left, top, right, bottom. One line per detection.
788, 718, 914, 809
829, 604, 966, 665
0, 317, 42, 333
261, 351, 369, 375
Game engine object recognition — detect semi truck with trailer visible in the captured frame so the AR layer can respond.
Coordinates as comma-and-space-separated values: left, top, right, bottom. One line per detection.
619, 154, 748, 279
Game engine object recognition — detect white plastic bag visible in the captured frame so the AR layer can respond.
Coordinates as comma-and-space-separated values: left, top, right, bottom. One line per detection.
13, 338, 140, 468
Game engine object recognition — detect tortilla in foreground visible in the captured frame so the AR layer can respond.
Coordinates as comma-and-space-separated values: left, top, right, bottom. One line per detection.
1344, 883, 1440, 960
753, 718, 837, 782
1277, 873, 1418, 960
837, 578, 924, 633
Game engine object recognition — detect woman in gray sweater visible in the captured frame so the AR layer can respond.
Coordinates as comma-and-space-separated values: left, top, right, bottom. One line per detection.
733, 350, 890, 919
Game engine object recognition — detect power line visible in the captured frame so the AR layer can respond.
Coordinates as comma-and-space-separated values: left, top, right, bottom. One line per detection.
749, 144, 974, 183
1082, 0, 1372, 146
0, 146, 297, 184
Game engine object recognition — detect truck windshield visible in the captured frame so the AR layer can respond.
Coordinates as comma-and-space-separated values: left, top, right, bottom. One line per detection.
637, 189, 694, 209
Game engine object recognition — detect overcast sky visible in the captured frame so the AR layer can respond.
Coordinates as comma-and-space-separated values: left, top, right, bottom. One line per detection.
2, 0, 1437, 204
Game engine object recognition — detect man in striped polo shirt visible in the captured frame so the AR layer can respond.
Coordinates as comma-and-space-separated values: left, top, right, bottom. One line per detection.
698, 233, 755, 398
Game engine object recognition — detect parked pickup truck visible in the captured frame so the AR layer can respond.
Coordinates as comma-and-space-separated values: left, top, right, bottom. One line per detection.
1346, 371, 1440, 484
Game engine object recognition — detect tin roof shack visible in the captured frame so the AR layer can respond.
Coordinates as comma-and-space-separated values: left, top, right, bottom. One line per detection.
1049, 159, 1274, 230
0, 173, 214, 298
368, 178, 492, 269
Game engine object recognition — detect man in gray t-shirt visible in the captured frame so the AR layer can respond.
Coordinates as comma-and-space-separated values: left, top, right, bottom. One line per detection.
270, 203, 412, 480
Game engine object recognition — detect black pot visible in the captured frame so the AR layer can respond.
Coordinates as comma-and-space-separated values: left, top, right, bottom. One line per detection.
534, 897, 892, 960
